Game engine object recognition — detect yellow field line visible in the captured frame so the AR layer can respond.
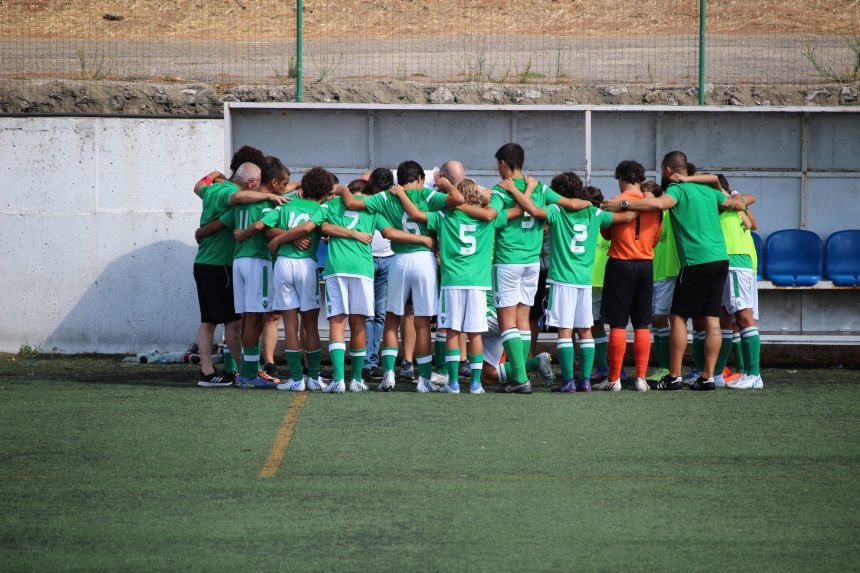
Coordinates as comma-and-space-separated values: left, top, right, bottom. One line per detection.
259, 392, 308, 478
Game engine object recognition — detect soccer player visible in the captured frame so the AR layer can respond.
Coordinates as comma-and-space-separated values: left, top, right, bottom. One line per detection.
649, 180, 680, 383
500, 173, 635, 392
586, 186, 612, 383
603, 151, 755, 391
339, 161, 464, 392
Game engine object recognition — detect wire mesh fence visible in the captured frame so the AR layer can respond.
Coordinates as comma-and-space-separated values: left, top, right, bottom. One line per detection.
1, 0, 857, 113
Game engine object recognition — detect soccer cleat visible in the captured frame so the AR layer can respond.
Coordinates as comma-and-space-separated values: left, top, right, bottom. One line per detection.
726, 374, 764, 390
633, 377, 650, 392
236, 375, 277, 389
556, 379, 577, 393
655, 375, 683, 391
306, 377, 328, 391
430, 371, 449, 385
439, 383, 461, 394
323, 379, 346, 394
647, 367, 670, 382
578, 378, 592, 393
536, 352, 554, 384
197, 371, 233, 388
263, 362, 278, 378
593, 379, 621, 392
590, 366, 609, 382
713, 374, 726, 388
689, 376, 716, 391
277, 378, 306, 391
469, 382, 485, 394
377, 371, 396, 392
416, 376, 441, 393
458, 361, 471, 378
399, 361, 415, 380
256, 370, 281, 384
349, 380, 369, 392
681, 369, 701, 385
724, 370, 743, 383
496, 381, 533, 394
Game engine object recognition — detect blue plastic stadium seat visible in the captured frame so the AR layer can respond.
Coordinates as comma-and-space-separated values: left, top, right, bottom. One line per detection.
315, 240, 328, 270
825, 230, 860, 287
751, 232, 764, 280
764, 229, 823, 287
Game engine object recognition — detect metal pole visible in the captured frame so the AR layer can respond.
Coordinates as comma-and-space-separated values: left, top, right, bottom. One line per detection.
296, 0, 303, 102
698, 0, 706, 105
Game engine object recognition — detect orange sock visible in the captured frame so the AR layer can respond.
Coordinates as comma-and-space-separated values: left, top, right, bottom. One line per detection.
633, 328, 651, 379
608, 328, 627, 382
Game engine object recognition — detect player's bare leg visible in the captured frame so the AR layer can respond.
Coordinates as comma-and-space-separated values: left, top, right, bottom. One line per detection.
196, 322, 218, 376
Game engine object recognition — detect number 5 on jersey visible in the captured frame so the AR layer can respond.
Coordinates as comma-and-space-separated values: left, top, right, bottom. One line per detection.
459, 224, 476, 255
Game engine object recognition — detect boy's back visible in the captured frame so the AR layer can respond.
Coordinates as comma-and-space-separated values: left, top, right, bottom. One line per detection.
545, 204, 613, 287
489, 178, 560, 264
363, 188, 447, 254
263, 198, 322, 260
221, 199, 277, 261
426, 208, 502, 289
313, 196, 383, 279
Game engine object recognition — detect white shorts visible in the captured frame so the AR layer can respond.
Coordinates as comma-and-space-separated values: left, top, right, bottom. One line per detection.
324, 275, 374, 318
387, 251, 438, 316
545, 282, 593, 329
493, 263, 540, 308
483, 311, 503, 367
724, 268, 759, 320
438, 288, 489, 333
233, 257, 274, 314
652, 278, 676, 316
273, 257, 321, 312
592, 287, 603, 323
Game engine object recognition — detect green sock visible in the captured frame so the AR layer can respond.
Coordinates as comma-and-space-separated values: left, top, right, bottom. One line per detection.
520, 330, 531, 365
740, 326, 761, 376
732, 334, 744, 372
525, 356, 541, 371
329, 342, 346, 382
579, 339, 596, 380
240, 346, 259, 379
715, 330, 733, 375
446, 349, 460, 386
285, 349, 303, 382
557, 338, 574, 380
594, 335, 609, 369
381, 346, 398, 374
349, 348, 366, 383
501, 329, 526, 383
692, 331, 705, 371
223, 349, 237, 374
656, 328, 671, 369
254, 342, 262, 369
416, 354, 433, 380
467, 353, 483, 386
306, 348, 322, 379
434, 333, 447, 373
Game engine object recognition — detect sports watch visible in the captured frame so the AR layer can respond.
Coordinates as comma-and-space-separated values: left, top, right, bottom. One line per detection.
620, 200, 629, 210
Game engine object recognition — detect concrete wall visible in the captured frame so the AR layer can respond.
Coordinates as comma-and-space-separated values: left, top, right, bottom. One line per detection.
0, 117, 223, 353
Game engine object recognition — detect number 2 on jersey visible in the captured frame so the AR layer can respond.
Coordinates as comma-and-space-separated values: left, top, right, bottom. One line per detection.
459, 224, 476, 255
569, 224, 588, 253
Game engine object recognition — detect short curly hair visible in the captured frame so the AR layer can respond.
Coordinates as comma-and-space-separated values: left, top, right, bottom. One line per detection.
614, 160, 646, 185
229, 145, 266, 174
458, 178, 485, 206
301, 167, 334, 201
550, 171, 587, 200
585, 185, 603, 207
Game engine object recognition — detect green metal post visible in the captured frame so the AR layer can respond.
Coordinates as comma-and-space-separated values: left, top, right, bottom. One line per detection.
698, 0, 705, 105
296, 0, 303, 102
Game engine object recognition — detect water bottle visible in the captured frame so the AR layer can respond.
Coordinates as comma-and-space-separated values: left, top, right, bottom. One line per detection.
156, 352, 186, 363
137, 349, 160, 363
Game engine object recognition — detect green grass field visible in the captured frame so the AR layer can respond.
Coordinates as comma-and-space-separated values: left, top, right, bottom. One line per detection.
1, 356, 858, 572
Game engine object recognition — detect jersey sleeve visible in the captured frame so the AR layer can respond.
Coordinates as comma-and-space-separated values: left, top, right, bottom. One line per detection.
489, 190, 505, 211
425, 211, 441, 232
311, 205, 329, 225
218, 207, 235, 229
543, 184, 561, 205
665, 184, 682, 204
494, 209, 509, 229
596, 208, 614, 229
260, 207, 280, 228
544, 203, 560, 225
374, 213, 392, 233
362, 193, 384, 213
423, 188, 449, 212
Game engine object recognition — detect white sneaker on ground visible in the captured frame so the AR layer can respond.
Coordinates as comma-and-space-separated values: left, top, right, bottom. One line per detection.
536, 352, 553, 384
726, 374, 763, 389
306, 376, 328, 391
430, 371, 448, 385
593, 379, 621, 392
277, 378, 306, 391
378, 371, 396, 392
633, 377, 650, 392
439, 383, 460, 394
323, 379, 346, 394
417, 376, 441, 393
349, 380, 369, 392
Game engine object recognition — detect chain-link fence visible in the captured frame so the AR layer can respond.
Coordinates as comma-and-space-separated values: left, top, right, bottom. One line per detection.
1, 0, 857, 113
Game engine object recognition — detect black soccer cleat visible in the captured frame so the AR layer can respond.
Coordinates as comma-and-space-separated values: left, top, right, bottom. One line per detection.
263, 362, 279, 378
197, 371, 233, 388
496, 381, 533, 394
655, 375, 683, 391
689, 377, 716, 391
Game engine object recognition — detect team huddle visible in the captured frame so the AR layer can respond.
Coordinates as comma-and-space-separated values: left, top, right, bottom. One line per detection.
191, 142, 764, 394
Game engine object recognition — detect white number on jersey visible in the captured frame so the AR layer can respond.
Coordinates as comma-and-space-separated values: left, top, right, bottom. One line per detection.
570, 224, 588, 254
344, 210, 360, 230
288, 211, 310, 229
459, 224, 477, 255
238, 209, 250, 230
401, 212, 421, 235
521, 212, 535, 229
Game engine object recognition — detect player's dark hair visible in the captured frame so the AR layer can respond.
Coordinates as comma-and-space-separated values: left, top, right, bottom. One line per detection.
261, 156, 289, 186
495, 143, 525, 171
717, 174, 730, 192
661, 150, 688, 173
585, 185, 604, 207
614, 160, 646, 185
331, 173, 340, 184
301, 166, 334, 201
348, 179, 374, 195
550, 171, 587, 200
641, 180, 663, 197
369, 168, 393, 192
687, 162, 697, 175
229, 145, 266, 174
396, 160, 425, 186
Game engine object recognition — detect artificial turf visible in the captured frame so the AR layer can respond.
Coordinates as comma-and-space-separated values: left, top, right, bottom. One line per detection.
0, 356, 857, 572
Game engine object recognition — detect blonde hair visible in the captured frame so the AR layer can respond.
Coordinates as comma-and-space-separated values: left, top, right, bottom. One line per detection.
458, 178, 484, 206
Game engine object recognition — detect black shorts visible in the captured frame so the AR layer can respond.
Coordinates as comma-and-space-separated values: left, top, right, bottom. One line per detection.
529, 270, 549, 321
194, 263, 241, 324
600, 258, 653, 329
671, 260, 729, 319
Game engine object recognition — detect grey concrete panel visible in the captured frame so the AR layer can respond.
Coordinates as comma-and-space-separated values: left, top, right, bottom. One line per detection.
733, 176, 801, 239
808, 115, 860, 171
757, 291, 803, 333
516, 111, 585, 171
800, 291, 860, 333
806, 177, 860, 239
592, 112, 657, 171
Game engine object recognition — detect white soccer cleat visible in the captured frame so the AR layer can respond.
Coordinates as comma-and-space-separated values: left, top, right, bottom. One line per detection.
377, 371, 396, 392
536, 352, 554, 384
323, 379, 346, 394
593, 379, 621, 392
430, 371, 449, 385
306, 377, 328, 392
726, 374, 763, 390
633, 377, 650, 392
349, 380, 369, 392
439, 383, 460, 394
277, 378, 306, 392
417, 376, 441, 393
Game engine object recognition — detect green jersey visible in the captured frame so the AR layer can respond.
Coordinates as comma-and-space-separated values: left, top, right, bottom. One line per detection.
312, 196, 386, 279
592, 236, 611, 288
261, 198, 322, 261
363, 188, 447, 254
489, 178, 561, 264
195, 181, 238, 266
426, 209, 506, 289
219, 199, 279, 261
544, 204, 613, 287
652, 212, 681, 281
719, 210, 757, 271
665, 182, 729, 267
